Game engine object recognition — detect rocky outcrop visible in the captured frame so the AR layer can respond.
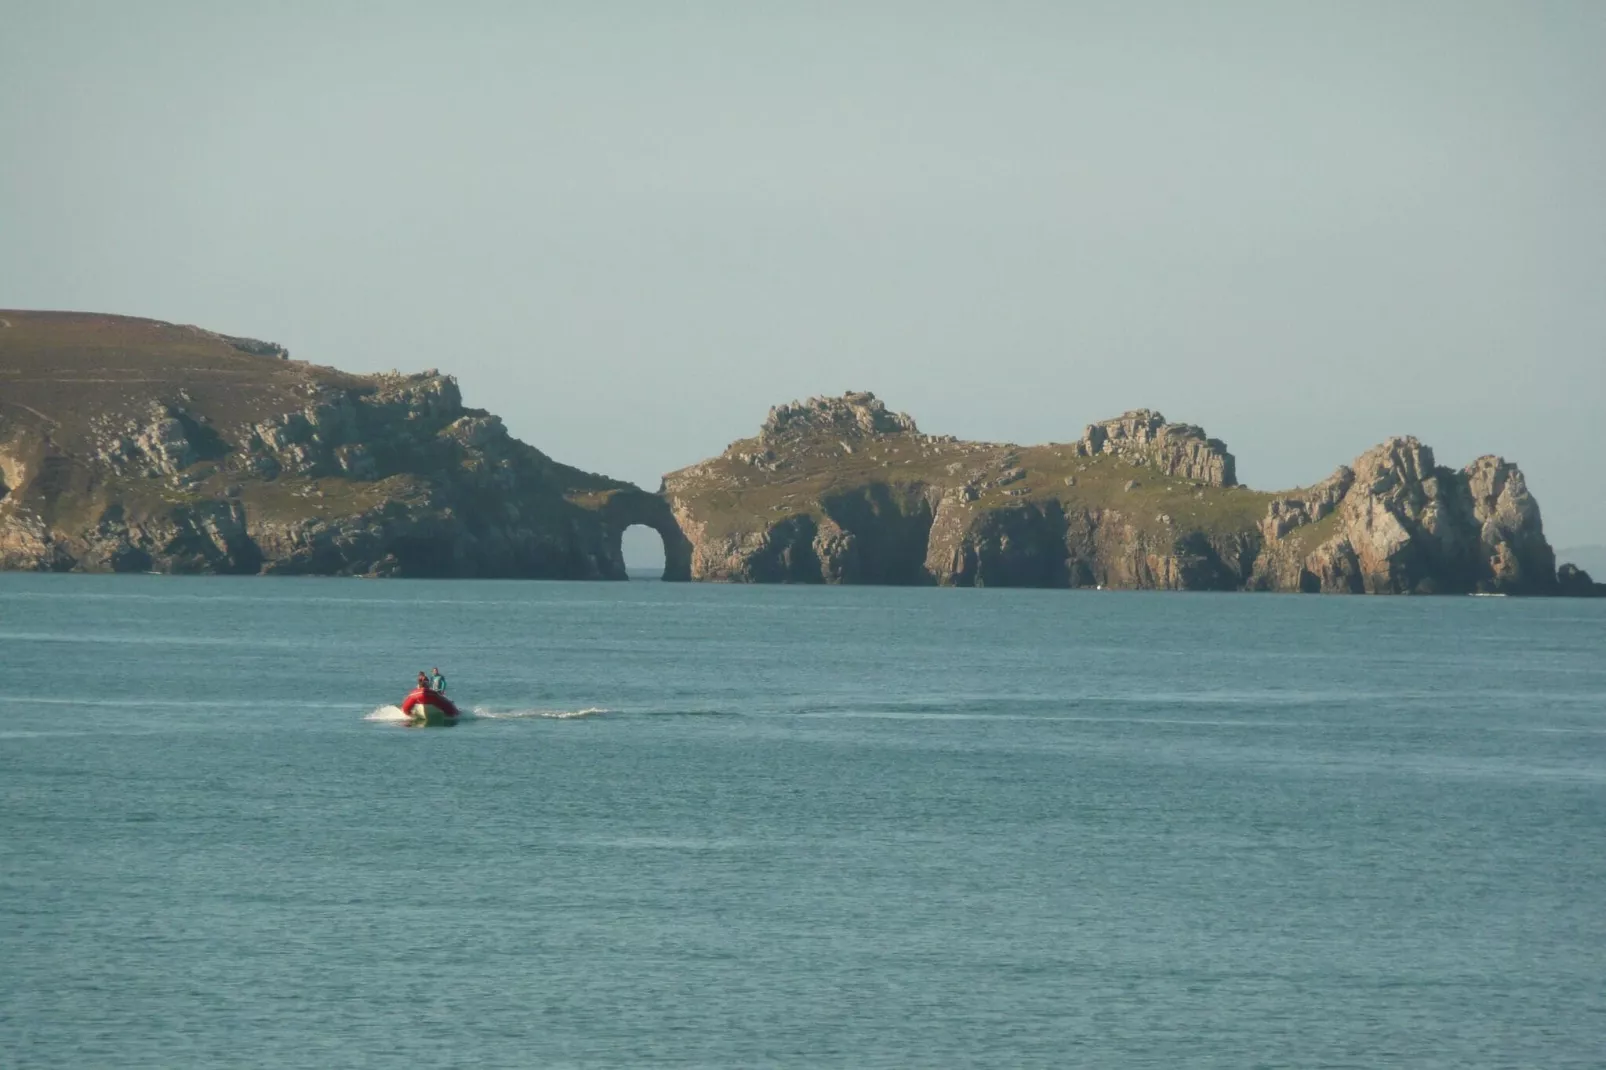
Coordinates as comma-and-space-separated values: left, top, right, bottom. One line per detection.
1258, 467, 1354, 542
662, 393, 1571, 594
3, 312, 1581, 594
1247, 439, 1556, 595
1463, 454, 1555, 592
1556, 564, 1606, 597
1077, 410, 1236, 487
0, 311, 680, 578
763, 391, 920, 443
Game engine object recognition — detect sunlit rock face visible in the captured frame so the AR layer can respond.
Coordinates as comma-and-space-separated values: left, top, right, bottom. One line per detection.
663, 393, 1564, 595
0, 311, 672, 578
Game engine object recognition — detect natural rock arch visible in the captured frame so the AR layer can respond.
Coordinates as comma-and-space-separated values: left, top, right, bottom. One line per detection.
600, 489, 691, 581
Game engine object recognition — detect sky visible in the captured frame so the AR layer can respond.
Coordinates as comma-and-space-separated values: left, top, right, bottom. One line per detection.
3, 1, 1603, 564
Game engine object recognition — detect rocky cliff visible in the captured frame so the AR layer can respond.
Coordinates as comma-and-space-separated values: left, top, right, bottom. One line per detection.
4, 313, 1593, 594
0, 311, 685, 577
662, 392, 1580, 595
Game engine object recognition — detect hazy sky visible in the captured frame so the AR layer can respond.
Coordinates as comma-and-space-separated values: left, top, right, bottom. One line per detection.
4, 2, 1603, 558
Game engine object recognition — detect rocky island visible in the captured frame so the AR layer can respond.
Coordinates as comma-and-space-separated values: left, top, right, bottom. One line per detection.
0, 311, 684, 577
2, 310, 1601, 594
663, 392, 1601, 595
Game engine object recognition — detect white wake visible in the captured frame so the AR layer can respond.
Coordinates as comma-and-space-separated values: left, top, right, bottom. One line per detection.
471, 706, 610, 721
363, 704, 608, 723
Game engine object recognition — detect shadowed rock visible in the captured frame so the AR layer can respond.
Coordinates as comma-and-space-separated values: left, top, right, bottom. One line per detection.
2, 317, 1576, 594
663, 392, 1569, 595
0, 311, 686, 578
1556, 563, 1606, 597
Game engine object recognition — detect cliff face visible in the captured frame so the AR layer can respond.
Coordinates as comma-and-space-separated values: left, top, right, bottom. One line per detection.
1078, 409, 1236, 487
0, 311, 683, 577
662, 392, 1568, 594
1249, 440, 1557, 594
3, 313, 1587, 594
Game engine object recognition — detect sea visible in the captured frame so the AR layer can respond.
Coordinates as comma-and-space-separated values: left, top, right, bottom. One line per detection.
3, 572, 1604, 1069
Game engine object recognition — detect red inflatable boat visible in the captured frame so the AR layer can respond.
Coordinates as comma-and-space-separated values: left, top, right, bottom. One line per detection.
401, 687, 460, 726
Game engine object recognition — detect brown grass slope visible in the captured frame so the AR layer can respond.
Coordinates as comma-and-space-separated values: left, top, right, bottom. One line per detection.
0, 311, 663, 577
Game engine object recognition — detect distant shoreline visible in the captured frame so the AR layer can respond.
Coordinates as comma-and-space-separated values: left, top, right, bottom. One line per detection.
2, 311, 1601, 596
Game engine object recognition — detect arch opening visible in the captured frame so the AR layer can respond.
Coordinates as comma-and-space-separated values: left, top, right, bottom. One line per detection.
600, 489, 691, 582
622, 524, 671, 580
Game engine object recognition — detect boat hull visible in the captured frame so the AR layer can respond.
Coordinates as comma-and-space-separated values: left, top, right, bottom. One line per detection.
400, 687, 460, 726
404, 703, 458, 726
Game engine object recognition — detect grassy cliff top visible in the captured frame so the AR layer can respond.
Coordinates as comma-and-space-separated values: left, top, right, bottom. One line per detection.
0, 311, 631, 534
664, 411, 1276, 544
0, 311, 373, 451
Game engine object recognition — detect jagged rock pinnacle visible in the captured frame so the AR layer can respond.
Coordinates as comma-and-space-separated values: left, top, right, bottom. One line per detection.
761, 392, 920, 443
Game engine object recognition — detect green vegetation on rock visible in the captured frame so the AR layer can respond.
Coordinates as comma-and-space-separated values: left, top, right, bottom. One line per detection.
662, 392, 1568, 594
0, 311, 682, 577
2, 313, 1589, 594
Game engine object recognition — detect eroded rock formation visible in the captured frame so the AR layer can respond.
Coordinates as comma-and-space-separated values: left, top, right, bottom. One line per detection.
0, 311, 677, 578
1556, 564, 1606, 597
1245, 439, 1558, 594
1077, 410, 1236, 487
2, 311, 1588, 594
662, 392, 1571, 594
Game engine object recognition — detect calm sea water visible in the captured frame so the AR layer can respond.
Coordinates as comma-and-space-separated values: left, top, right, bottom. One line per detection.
3, 574, 1604, 1068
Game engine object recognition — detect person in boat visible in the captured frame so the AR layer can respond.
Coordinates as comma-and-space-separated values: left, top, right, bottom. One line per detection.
429, 667, 447, 693
401, 673, 459, 721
